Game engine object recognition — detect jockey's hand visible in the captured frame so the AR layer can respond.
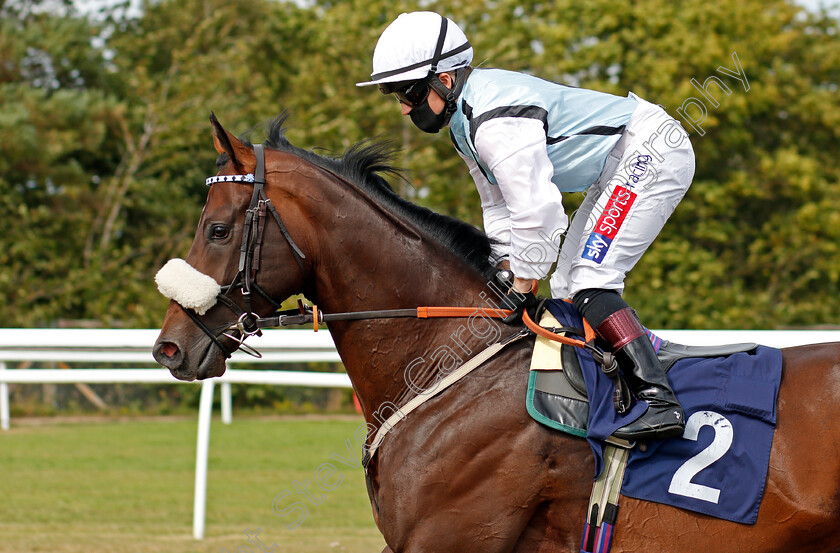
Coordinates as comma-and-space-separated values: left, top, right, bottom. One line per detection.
513, 277, 535, 294
494, 260, 536, 294
494, 272, 538, 324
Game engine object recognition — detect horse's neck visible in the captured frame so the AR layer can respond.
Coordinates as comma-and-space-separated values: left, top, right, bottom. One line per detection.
305, 188, 502, 421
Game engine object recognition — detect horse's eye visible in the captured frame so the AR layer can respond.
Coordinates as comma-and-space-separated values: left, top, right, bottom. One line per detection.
210, 224, 229, 240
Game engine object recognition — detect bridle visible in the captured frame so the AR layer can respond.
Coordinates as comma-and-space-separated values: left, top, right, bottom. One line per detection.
181, 144, 308, 358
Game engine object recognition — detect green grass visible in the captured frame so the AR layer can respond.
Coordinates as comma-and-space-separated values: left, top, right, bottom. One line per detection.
0, 416, 385, 553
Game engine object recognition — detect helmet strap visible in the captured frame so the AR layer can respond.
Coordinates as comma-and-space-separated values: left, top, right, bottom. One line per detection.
425, 15, 472, 123
427, 65, 472, 127
406, 14, 474, 133
427, 16, 449, 75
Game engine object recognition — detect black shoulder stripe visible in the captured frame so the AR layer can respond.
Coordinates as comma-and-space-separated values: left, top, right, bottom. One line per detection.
580, 124, 626, 136
546, 123, 626, 145
546, 136, 569, 145
461, 99, 474, 121
468, 105, 549, 144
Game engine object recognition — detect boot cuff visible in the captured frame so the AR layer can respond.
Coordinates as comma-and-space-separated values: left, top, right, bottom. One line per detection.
595, 307, 645, 350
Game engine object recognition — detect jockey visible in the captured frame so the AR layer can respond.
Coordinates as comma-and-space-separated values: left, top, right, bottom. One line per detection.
357, 11, 694, 441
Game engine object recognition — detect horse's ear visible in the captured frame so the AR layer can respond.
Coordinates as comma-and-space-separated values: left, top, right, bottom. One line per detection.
210, 112, 252, 169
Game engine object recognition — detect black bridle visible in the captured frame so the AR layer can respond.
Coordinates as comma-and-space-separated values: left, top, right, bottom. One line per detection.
182, 144, 308, 358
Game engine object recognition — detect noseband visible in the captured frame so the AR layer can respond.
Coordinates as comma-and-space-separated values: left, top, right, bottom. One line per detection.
182, 144, 308, 358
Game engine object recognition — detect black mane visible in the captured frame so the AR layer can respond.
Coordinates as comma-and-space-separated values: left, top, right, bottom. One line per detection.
228, 115, 496, 279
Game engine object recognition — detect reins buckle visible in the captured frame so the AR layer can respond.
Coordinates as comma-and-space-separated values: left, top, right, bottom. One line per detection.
236, 312, 261, 336
222, 312, 264, 358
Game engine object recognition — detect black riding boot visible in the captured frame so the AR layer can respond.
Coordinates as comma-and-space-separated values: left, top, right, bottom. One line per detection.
595, 307, 685, 441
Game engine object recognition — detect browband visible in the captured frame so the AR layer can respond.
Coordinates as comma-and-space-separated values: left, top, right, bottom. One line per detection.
206, 173, 255, 186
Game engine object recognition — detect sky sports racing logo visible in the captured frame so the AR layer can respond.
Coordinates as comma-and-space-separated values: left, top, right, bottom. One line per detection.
581, 185, 637, 263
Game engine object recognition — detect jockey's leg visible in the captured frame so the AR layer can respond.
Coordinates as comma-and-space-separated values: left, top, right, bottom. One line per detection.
548, 96, 695, 441
574, 288, 684, 441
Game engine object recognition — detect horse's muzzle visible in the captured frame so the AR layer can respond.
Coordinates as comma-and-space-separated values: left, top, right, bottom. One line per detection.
153, 335, 227, 381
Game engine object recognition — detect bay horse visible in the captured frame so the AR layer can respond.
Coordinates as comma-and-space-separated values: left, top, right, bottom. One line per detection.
153, 114, 840, 552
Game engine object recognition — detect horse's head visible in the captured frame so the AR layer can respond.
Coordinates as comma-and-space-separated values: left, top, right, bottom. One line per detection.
153, 114, 309, 380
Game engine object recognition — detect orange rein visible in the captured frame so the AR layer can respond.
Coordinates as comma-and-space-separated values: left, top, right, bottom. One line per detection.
309, 294, 594, 351
417, 306, 513, 318
521, 308, 593, 349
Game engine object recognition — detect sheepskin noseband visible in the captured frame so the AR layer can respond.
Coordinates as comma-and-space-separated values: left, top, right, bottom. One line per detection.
155, 258, 222, 316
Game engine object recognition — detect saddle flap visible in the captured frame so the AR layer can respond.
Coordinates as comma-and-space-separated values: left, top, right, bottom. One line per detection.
528, 310, 590, 437
658, 340, 759, 372
531, 311, 591, 397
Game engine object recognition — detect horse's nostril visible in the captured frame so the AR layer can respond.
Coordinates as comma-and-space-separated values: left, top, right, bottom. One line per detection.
154, 340, 184, 370
159, 342, 179, 358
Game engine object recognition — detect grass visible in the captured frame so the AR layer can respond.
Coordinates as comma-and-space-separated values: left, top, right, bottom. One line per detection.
0, 416, 386, 553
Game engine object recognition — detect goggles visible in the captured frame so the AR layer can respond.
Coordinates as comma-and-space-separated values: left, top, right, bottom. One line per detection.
379, 78, 432, 107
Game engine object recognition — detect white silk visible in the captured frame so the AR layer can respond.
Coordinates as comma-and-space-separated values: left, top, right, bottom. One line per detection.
154, 258, 221, 315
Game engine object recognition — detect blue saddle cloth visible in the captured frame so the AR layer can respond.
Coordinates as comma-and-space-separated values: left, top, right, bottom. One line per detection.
543, 300, 782, 524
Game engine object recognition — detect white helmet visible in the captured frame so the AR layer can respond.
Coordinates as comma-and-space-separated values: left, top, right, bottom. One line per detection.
356, 12, 473, 87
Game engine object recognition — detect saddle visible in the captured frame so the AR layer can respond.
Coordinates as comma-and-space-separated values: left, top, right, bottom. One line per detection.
526, 309, 758, 444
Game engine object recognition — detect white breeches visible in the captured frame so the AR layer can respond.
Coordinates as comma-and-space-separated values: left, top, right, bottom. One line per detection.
550, 94, 695, 299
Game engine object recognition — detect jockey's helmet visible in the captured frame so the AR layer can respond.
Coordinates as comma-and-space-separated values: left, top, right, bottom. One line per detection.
356, 12, 473, 88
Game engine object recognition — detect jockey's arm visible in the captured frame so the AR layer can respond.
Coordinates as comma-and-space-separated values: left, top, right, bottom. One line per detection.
457, 150, 512, 265
459, 154, 533, 294
471, 116, 567, 287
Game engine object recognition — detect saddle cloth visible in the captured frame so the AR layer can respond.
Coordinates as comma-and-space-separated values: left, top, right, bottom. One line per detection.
527, 299, 782, 524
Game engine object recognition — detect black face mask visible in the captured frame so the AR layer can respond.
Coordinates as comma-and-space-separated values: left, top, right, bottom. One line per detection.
408, 75, 461, 134
409, 98, 449, 134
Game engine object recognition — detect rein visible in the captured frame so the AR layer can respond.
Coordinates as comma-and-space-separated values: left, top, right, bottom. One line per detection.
255, 304, 517, 330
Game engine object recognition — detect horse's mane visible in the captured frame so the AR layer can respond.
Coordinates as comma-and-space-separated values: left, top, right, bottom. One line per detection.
229, 115, 497, 279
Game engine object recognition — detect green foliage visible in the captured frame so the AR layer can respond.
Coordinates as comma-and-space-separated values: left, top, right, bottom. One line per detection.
1, 0, 838, 330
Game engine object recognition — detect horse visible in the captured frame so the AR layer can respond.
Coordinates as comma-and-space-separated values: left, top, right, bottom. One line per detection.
153, 114, 840, 553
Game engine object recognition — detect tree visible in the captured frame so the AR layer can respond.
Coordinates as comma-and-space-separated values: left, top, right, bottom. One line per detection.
0, 0, 313, 326
1, 0, 838, 330
0, 2, 126, 325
